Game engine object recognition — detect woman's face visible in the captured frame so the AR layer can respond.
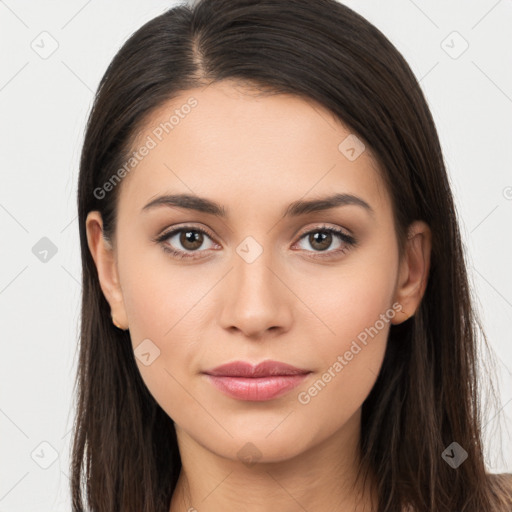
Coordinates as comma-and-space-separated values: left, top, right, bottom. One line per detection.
87, 80, 428, 464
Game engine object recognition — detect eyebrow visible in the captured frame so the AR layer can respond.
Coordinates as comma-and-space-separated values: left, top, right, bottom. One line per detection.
141, 192, 374, 218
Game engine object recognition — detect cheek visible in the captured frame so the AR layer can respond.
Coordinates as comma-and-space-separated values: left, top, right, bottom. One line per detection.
118, 235, 206, 340
292, 307, 392, 444
292, 251, 398, 416
117, 243, 216, 419
297, 251, 397, 358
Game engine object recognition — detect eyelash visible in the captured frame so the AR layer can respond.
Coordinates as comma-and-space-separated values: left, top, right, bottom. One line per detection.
153, 224, 357, 261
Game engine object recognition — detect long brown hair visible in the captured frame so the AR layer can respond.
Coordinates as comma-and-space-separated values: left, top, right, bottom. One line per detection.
72, 0, 512, 510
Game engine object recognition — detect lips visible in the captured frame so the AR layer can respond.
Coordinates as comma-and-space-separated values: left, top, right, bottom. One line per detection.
202, 360, 312, 401
203, 360, 311, 378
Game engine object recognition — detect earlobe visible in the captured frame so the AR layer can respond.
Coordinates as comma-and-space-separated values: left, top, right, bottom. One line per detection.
391, 220, 432, 325
85, 211, 129, 329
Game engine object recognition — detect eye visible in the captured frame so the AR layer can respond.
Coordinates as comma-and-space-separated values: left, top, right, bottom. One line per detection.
154, 224, 357, 261
154, 226, 218, 260
292, 225, 357, 259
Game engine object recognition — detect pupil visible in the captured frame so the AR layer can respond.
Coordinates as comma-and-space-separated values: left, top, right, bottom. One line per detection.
311, 231, 331, 251
181, 230, 203, 250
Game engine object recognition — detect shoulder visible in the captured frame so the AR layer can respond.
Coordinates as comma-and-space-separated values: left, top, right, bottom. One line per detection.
486, 472, 512, 509
487, 472, 512, 487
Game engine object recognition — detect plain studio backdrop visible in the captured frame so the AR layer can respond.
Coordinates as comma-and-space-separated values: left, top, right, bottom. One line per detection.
0, 1, 511, 510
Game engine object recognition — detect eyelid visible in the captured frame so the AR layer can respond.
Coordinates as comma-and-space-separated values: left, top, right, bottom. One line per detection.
154, 223, 217, 242
156, 222, 353, 242
295, 222, 353, 239
154, 222, 357, 260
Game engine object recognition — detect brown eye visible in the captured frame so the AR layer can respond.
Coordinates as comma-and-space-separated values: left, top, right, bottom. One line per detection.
293, 225, 357, 260
155, 226, 218, 260
307, 231, 333, 251
178, 229, 205, 251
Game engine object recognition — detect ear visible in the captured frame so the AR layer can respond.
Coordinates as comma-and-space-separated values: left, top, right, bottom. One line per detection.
391, 220, 432, 325
85, 211, 128, 330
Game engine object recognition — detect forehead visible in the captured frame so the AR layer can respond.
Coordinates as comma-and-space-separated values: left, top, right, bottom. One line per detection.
117, 80, 390, 221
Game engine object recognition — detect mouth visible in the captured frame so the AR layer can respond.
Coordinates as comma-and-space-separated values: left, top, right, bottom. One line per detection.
202, 360, 312, 401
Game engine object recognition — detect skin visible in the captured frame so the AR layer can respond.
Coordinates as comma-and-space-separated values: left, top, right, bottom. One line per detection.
86, 80, 432, 512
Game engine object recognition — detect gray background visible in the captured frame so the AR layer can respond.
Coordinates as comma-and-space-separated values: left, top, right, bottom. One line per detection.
0, 0, 511, 510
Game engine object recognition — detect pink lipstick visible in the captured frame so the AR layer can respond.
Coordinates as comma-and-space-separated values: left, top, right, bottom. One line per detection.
202, 360, 311, 401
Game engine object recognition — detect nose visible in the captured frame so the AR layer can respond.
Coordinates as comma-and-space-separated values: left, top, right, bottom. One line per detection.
218, 249, 293, 339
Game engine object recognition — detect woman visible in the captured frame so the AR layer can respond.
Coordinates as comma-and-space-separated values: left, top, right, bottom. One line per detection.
72, 0, 512, 510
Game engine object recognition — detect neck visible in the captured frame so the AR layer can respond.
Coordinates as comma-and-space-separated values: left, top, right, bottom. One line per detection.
169, 409, 378, 512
